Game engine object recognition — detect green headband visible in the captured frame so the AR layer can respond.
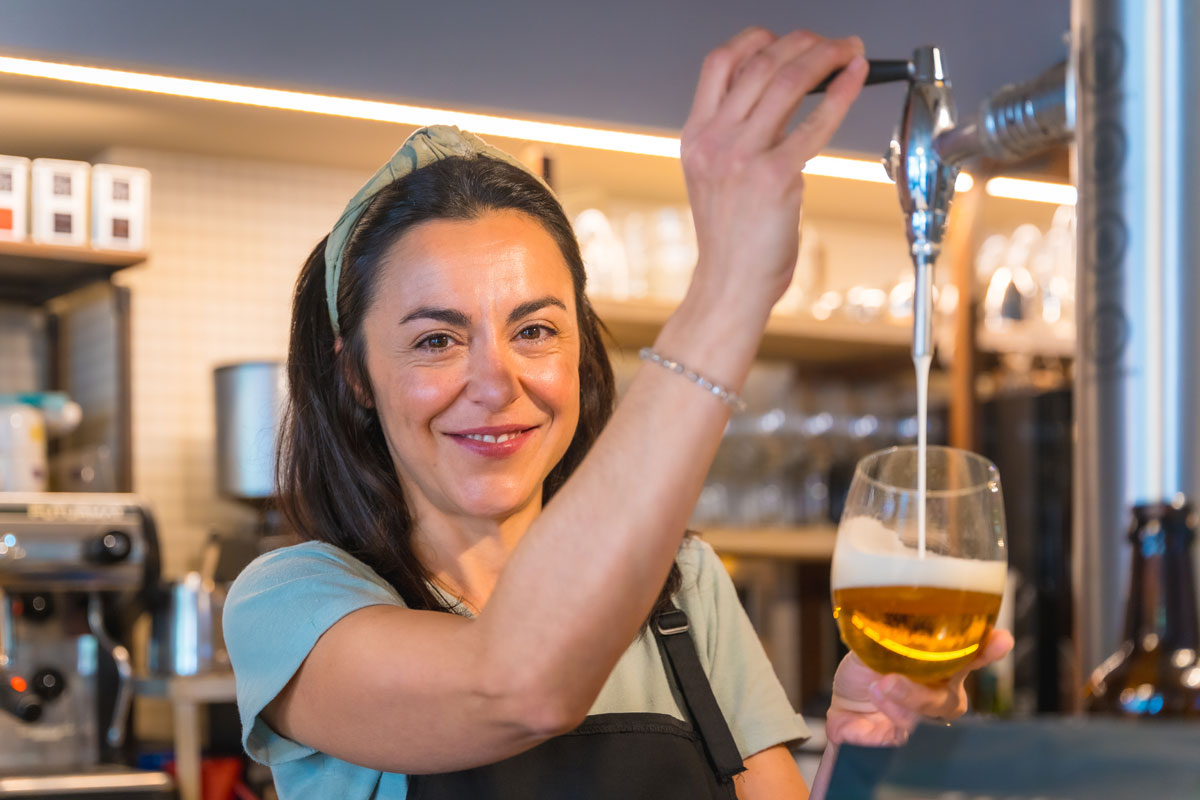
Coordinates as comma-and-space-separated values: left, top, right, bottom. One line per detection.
324, 125, 552, 335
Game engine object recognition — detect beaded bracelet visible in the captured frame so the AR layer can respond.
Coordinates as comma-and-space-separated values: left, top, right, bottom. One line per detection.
638, 347, 747, 412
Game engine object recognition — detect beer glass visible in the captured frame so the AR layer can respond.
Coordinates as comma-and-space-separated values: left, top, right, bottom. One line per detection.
831, 445, 1007, 684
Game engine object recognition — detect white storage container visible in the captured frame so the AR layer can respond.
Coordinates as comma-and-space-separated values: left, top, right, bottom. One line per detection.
31, 158, 90, 246
92, 163, 150, 250
0, 155, 30, 242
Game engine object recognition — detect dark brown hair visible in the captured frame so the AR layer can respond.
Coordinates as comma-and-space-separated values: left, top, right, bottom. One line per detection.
277, 155, 681, 623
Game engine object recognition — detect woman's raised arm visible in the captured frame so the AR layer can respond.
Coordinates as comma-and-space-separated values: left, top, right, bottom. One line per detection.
260, 29, 867, 775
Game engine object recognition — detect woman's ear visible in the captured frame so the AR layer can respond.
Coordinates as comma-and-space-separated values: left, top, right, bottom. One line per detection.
335, 337, 375, 409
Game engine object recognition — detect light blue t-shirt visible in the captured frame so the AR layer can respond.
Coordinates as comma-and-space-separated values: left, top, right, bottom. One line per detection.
223, 536, 809, 799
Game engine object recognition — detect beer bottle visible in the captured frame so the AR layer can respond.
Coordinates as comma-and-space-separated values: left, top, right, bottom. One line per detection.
1086, 500, 1200, 716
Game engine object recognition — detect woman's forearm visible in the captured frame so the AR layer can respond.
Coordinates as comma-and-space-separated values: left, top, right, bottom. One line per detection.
476, 282, 772, 723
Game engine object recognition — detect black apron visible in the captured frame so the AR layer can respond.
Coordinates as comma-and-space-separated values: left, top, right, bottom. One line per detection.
407, 605, 747, 799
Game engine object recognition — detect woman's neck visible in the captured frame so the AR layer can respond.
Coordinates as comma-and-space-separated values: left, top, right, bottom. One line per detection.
412, 495, 541, 614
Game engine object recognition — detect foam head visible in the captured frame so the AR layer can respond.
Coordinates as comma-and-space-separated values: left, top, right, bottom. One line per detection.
831, 515, 1006, 592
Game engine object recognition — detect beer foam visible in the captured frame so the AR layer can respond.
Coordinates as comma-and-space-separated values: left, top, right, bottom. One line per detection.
831, 516, 1006, 593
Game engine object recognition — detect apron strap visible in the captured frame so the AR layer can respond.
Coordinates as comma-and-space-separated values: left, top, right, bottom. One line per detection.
653, 604, 747, 782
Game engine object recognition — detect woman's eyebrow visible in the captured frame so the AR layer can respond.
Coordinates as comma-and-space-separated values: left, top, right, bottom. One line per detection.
399, 307, 471, 327
507, 297, 567, 325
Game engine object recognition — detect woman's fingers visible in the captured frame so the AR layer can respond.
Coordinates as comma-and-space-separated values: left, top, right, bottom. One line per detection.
871, 673, 968, 721
866, 686, 925, 733
830, 650, 876, 705
826, 710, 909, 747
748, 37, 865, 148
679, 28, 869, 313
714, 29, 821, 127
971, 627, 1016, 669
686, 27, 777, 129
777, 50, 868, 165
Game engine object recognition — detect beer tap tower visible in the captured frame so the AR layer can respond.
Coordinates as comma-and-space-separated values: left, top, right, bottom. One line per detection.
881, 0, 1200, 707
1070, 0, 1200, 701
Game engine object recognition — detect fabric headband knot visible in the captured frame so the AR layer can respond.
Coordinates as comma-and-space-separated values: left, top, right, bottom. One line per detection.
324, 125, 553, 336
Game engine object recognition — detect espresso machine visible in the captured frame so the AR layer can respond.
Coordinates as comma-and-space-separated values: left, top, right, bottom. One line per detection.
0, 493, 173, 798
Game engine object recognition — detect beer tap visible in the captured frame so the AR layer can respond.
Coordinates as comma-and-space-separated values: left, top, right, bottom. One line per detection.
934, 61, 1073, 167
881, 47, 1073, 361
884, 46, 960, 363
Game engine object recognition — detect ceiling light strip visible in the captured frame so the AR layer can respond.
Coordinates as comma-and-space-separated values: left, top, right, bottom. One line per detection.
0, 54, 680, 157
0, 54, 1076, 203
985, 176, 1077, 206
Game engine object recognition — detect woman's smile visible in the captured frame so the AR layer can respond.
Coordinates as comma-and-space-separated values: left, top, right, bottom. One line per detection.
445, 424, 540, 458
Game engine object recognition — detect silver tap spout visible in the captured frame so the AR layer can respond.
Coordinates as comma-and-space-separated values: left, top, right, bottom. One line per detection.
935, 61, 1075, 167
884, 45, 960, 360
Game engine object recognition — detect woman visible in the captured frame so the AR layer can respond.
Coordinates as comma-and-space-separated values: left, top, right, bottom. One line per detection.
224, 27, 1011, 799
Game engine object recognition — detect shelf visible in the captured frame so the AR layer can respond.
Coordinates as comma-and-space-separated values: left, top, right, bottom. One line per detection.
0, 239, 148, 304
593, 297, 1077, 365
700, 525, 837, 562
592, 297, 911, 367
976, 324, 1074, 359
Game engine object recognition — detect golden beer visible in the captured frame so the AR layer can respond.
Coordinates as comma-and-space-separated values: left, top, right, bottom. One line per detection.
833, 585, 1002, 684
831, 514, 1007, 685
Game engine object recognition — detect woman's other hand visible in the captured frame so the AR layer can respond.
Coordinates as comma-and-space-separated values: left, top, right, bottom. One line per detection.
825, 628, 1015, 747
681, 28, 867, 315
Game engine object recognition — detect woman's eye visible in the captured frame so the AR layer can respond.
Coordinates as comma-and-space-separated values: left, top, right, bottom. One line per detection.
517, 325, 555, 341
418, 334, 453, 350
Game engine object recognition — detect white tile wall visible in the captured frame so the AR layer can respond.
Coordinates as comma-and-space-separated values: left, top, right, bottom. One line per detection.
100, 147, 369, 578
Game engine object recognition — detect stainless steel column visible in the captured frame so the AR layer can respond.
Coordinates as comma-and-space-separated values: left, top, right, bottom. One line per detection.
1072, 0, 1200, 681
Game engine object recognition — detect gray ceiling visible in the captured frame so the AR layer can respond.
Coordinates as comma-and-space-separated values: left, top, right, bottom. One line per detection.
2, 0, 1070, 158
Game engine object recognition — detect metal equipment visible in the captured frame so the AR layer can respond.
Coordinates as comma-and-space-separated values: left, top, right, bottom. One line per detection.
0, 493, 172, 799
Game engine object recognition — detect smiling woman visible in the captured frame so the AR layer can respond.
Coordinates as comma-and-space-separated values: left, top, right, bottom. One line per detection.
221, 27, 1008, 800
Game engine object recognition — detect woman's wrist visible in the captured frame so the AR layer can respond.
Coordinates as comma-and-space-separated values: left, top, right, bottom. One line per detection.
651, 263, 774, 397
808, 741, 840, 800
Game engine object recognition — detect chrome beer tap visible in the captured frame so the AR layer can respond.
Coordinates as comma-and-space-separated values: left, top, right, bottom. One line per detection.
884, 46, 960, 362
881, 47, 1073, 361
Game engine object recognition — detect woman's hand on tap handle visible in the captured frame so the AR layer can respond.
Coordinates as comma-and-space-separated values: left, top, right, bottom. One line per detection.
681, 28, 867, 319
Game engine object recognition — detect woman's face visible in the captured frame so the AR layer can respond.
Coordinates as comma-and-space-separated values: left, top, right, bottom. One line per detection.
360, 209, 581, 524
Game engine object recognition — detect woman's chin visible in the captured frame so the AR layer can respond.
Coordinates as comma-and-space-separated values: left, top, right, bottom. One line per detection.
450, 486, 540, 521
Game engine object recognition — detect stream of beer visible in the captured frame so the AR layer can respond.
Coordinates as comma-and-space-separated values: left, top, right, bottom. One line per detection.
915, 353, 931, 558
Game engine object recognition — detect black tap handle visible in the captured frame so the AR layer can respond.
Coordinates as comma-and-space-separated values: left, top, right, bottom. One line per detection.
811, 59, 912, 94
0, 669, 43, 723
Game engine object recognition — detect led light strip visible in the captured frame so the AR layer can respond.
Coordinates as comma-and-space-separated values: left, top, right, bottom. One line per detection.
0, 53, 1077, 203
985, 176, 1077, 206
0, 54, 681, 157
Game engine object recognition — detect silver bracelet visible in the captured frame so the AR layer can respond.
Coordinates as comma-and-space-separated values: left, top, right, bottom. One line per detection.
638, 347, 747, 412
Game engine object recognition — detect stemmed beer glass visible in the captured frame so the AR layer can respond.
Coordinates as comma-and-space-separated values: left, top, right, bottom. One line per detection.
831, 446, 1007, 684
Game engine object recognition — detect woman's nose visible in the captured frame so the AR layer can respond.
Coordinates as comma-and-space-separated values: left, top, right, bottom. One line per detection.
465, 339, 520, 410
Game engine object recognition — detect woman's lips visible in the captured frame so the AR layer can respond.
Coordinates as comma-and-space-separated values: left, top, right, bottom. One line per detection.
447, 427, 537, 459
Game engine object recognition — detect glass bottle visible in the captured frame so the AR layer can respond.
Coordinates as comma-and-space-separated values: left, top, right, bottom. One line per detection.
1086, 500, 1200, 716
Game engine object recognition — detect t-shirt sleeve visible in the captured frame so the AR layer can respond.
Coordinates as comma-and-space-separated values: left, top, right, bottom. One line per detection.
222, 542, 406, 766
679, 537, 811, 759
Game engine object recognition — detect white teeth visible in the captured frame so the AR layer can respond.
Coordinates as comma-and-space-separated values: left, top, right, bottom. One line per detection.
464, 432, 519, 443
